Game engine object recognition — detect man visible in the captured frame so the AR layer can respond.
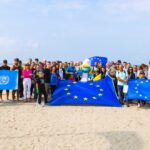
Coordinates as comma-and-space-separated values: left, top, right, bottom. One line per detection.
66, 62, 76, 80
35, 58, 39, 65
116, 64, 128, 105
0, 60, 10, 100
35, 64, 47, 106
11, 58, 22, 101
28, 58, 32, 66
44, 63, 51, 99
108, 63, 118, 94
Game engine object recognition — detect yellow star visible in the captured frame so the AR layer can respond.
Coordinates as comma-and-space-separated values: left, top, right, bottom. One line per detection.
74, 96, 78, 99
67, 92, 71, 95
64, 88, 69, 91
92, 96, 97, 100
67, 84, 71, 87
100, 88, 104, 92
83, 97, 88, 101
98, 93, 103, 97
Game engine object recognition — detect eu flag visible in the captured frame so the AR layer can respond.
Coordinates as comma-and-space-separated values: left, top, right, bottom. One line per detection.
127, 79, 150, 101
0, 70, 18, 90
89, 56, 108, 67
49, 76, 121, 107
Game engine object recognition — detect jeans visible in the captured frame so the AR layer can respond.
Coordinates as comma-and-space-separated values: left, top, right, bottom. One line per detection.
117, 85, 124, 104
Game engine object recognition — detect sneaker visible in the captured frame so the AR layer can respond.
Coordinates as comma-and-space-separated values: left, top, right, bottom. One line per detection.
20, 97, 25, 101
42, 102, 45, 107
36, 103, 41, 106
138, 103, 141, 108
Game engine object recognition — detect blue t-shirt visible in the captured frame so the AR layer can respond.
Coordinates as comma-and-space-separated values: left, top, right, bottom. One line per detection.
50, 73, 58, 85
67, 66, 76, 73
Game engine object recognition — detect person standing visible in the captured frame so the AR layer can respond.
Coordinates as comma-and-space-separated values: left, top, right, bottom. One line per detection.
0, 60, 10, 100
35, 64, 47, 106
137, 70, 147, 107
44, 63, 51, 99
11, 58, 22, 101
128, 67, 136, 80
58, 63, 65, 80
50, 67, 58, 95
116, 64, 128, 105
22, 64, 32, 101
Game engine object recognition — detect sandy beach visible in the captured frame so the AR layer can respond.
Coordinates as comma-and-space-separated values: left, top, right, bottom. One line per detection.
0, 94, 150, 150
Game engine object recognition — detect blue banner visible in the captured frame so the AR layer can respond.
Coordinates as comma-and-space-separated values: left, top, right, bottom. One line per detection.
0, 70, 18, 90
127, 79, 150, 101
49, 76, 121, 107
89, 56, 108, 67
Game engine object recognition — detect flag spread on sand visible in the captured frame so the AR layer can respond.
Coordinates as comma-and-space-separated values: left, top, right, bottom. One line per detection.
89, 56, 108, 67
127, 79, 150, 101
0, 70, 18, 90
49, 76, 121, 107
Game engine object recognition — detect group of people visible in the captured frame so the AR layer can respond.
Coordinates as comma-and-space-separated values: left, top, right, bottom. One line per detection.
107, 61, 150, 107
0, 58, 150, 107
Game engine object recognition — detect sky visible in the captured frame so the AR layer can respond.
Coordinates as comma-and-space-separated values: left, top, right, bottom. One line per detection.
0, 0, 150, 64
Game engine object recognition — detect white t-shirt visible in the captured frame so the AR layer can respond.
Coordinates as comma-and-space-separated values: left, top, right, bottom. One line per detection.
116, 70, 128, 86
59, 69, 64, 80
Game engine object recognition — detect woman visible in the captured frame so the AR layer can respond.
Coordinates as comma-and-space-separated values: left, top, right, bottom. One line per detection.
128, 67, 135, 80
101, 67, 106, 79
137, 70, 147, 108
50, 67, 59, 95
22, 64, 32, 101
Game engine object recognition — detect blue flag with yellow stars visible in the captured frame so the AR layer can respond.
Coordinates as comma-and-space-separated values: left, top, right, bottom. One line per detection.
127, 79, 150, 101
89, 56, 108, 67
49, 76, 121, 107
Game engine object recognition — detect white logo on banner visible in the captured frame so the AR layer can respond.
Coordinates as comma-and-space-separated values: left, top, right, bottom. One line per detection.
0, 76, 10, 85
